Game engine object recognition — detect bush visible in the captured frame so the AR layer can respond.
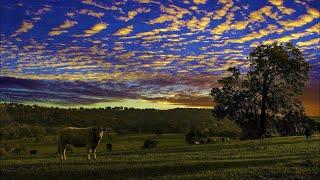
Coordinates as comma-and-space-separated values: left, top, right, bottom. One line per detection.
185, 127, 206, 144
276, 113, 319, 136
142, 139, 158, 149
206, 119, 243, 138
199, 137, 211, 144
0, 123, 50, 140
185, 131, 197, 144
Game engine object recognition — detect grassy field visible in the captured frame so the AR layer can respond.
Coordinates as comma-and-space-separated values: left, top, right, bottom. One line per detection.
0, 134, 319, 179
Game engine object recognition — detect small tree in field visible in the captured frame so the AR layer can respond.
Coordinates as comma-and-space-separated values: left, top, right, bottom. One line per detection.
211, 42, 310, 139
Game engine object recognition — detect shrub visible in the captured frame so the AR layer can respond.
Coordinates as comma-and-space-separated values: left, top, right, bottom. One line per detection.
206, 119, 243, 138
185, 131, 197, 144
0, 123, 50, 140
276, 113, 319, 136
185, 126, 208, 144
199, 137, 211, 144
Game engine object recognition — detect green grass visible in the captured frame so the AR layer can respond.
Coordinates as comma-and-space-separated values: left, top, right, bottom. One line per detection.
1, 134, 319, 179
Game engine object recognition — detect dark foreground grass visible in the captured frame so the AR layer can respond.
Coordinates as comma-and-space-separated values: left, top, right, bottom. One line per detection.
1, 134, 319, 179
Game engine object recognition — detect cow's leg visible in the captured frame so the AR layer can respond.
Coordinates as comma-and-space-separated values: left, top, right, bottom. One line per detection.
60, 153, 64, 161
92, 147, 97, 160
58, 139, 65, 161
87, 146, 91, 160
60, 143, 67, 161
63, 147, 67, 161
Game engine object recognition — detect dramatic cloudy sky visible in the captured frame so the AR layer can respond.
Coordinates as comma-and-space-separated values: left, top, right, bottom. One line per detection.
0, 0, 319, 115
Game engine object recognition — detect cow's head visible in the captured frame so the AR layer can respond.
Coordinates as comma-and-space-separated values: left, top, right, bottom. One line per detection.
92, 127, 104, 143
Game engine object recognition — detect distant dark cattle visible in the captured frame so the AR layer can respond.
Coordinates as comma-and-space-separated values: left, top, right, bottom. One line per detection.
142, 139, 158, 148
305, 127, 312, 140
29, 150, 37, 155
58, 127, 107, 161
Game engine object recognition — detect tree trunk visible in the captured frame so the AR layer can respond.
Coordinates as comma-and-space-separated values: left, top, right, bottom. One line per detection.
260, 79, 268, 139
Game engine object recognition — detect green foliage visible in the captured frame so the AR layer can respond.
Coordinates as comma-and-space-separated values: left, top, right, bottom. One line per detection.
185, 127, 204, 144
0, 123, 54, 140
276, 111, 319, 136
211, 42, 311, 139
184, 126, 213, 144
206, 118, 243, 138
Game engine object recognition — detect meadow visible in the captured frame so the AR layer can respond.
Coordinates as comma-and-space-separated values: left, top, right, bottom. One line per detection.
0, 134, 319, 179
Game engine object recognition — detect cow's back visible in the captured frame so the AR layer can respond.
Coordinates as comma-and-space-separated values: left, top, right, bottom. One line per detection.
59, 127, 91, 146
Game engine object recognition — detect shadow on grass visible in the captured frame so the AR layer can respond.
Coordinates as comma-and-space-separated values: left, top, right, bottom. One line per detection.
2, 155, 317, 179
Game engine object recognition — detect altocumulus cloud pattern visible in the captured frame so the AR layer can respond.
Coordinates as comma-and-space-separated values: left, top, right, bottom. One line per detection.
0, 0, 319, 115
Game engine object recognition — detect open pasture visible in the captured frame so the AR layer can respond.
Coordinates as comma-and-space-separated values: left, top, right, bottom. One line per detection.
1, 134, 319, 179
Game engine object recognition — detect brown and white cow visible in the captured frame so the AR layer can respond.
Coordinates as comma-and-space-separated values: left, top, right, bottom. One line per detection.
57, 127, 107, 161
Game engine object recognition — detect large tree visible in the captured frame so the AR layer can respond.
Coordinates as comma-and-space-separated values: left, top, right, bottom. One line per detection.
211, 42, 311, 139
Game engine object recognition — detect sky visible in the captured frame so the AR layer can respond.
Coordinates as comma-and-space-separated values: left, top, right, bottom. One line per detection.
0, 0, 319, 116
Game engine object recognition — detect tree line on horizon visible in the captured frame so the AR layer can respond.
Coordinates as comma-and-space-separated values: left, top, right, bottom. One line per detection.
0, 101, 318, 141
0, 103, 242, 140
